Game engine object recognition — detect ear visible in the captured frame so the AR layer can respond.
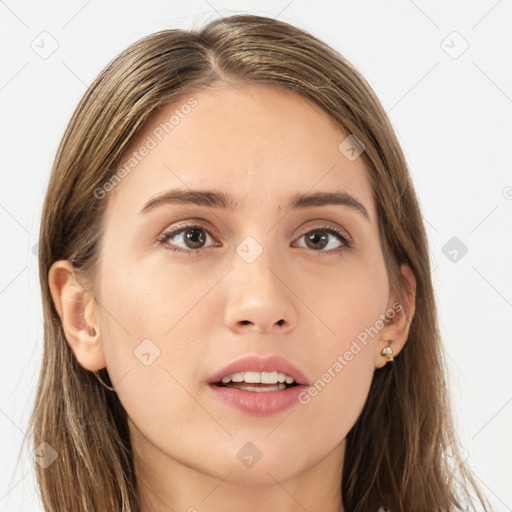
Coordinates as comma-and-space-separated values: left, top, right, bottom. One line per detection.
375, 263, 416, 368
48, 260, 106, 371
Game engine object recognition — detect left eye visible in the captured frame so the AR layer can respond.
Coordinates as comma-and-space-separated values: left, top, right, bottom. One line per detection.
295, 227, 351, 253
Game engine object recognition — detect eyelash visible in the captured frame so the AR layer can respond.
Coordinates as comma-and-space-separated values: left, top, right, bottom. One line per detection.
157, 222, 353, 257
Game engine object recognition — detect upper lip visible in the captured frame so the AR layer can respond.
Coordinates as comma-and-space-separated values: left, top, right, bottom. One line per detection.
208, 355, 309, 386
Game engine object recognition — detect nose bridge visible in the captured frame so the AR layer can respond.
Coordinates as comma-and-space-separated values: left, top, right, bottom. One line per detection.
223, 234, 297, 333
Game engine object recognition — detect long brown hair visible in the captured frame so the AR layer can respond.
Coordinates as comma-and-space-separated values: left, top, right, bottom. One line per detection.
28, 14, 489, 511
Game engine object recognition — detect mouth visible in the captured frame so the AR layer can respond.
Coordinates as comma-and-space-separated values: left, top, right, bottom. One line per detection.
214, 371, 300, 392
207, 355, 308, 416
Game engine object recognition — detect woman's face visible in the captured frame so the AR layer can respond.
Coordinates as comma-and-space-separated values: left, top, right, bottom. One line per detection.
86, 83, 410, 488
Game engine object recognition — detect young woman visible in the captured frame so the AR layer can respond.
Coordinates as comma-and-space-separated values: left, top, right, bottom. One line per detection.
29, 13, 489, 512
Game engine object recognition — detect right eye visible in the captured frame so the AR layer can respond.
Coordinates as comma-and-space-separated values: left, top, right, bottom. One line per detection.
157, 224, 219, 255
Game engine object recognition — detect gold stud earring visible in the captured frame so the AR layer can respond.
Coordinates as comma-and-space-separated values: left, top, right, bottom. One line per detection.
381, 339, 394, 362
89, 327, 96, 336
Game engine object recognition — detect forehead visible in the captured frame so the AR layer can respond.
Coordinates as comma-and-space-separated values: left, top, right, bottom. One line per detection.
107, 82, 376, 220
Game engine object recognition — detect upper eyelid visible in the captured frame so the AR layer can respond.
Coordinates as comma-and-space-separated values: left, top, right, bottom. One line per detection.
162, 219, 219, 236
160, 222, 218, 242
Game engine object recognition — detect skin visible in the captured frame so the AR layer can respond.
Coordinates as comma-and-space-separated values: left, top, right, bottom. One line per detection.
49, 81, 416, 512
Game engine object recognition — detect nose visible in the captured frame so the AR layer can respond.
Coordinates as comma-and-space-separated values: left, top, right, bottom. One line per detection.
224, 259, 298, 335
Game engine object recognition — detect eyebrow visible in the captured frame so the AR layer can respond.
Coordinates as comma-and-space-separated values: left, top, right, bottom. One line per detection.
139, 189, 370, 221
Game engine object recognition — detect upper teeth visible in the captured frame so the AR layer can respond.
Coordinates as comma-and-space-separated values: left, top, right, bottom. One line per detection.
221, 371, 295, 385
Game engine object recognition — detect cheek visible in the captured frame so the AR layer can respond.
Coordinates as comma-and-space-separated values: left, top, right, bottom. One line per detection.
96, 257, 217, 420
290, 254, 387, 434
99, 253, 217, 354
294, 249, 389, 350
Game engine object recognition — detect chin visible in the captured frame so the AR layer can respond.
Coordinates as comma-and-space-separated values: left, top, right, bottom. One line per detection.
191, 434, 322, 485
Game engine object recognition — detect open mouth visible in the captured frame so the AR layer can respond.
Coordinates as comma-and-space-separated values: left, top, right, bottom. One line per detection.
208, 365, 307, 415
215, 382, 299, 392
213, 371, 299, 393
207, 356, 309, 414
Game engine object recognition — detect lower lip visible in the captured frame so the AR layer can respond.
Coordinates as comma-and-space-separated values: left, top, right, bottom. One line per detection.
208, 383, 307, 416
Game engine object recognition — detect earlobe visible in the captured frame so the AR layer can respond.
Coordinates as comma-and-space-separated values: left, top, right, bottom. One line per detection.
48, 260, 106, 371
375, 263, 416, 368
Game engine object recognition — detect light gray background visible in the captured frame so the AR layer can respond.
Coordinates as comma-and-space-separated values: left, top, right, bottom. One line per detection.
1, 1, 511, 510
